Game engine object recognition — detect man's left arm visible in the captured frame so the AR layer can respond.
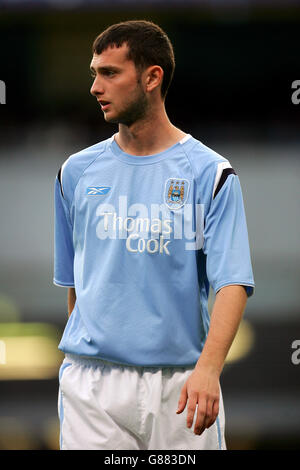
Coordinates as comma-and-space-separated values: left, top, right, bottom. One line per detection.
176, 284, 248, 435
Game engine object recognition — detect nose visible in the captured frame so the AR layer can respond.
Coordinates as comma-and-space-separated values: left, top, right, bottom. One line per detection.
90, 76, 104, 97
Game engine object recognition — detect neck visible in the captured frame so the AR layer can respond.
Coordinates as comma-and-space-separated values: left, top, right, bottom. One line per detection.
115, 101, 186, 156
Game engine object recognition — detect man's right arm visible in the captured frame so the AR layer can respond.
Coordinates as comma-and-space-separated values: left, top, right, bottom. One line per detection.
68, 288, 76, 317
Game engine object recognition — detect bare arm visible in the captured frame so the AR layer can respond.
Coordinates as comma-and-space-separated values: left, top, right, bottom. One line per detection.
67, 287, 76, 317
176, 284, 248, 434
195, 284, 247, 374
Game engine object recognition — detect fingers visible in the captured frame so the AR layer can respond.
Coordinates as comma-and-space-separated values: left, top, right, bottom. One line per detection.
192, 395, 206, 435
190, 395, 220, 435
176, 377, 220, 436
210, 398, 219, 427
176, 383, 188, 414
186, 391, 198, 429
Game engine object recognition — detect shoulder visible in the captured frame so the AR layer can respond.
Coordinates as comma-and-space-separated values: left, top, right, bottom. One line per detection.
181, 135, 237, 200
56, 136, 112, 202
181, 136, 230, 175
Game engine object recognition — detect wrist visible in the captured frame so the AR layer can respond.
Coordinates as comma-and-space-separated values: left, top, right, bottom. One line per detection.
195, 355, 223, 377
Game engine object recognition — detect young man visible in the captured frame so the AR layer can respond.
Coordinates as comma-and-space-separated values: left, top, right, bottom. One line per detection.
53, 20, 255, 450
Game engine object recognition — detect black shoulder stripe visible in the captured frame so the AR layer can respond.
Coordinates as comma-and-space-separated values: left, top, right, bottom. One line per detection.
57, 167, 64, 198
213, 168, 236, 199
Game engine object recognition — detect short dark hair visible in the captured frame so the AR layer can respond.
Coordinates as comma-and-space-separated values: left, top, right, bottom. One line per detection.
92, 20, 175, 99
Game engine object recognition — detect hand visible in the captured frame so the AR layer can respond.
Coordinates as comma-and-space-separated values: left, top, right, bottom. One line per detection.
176, 366, 220, 435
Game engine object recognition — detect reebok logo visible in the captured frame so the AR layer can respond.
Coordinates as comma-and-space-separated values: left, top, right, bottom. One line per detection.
86, 186, 111, 196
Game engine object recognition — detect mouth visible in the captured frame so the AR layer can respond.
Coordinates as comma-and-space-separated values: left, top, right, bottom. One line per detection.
98, 100, 111, 111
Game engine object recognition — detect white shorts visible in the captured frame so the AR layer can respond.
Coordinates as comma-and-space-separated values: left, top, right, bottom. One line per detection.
58, 354, 226, 450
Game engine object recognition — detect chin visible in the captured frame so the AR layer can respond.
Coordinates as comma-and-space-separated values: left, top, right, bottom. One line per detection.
104, 112, 118, 124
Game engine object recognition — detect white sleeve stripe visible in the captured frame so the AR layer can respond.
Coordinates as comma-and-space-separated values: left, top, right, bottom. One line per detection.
59, 159, 70, 198
212, 161, 232, 199
58, 155, 72, 199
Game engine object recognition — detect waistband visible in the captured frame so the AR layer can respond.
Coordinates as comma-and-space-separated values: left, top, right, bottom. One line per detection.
64, 353, 195, 373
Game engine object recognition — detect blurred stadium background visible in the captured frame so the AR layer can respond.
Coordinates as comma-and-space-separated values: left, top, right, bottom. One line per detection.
0, 0, 299, 450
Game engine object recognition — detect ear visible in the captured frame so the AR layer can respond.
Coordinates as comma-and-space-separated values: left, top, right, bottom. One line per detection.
145, 65, 164, 94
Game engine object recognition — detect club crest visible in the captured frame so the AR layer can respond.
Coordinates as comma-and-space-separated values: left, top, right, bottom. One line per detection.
164, 178, 190, 210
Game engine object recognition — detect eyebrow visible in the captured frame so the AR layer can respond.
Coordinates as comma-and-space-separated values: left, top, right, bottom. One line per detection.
90, 65, 121, 73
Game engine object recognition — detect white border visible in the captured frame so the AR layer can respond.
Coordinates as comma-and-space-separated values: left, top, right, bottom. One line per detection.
179, 134, 192, 144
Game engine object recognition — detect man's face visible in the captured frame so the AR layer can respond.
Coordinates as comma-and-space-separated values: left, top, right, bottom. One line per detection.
90, 44, 148, 126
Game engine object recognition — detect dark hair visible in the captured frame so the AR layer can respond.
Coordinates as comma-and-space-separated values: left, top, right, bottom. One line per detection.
92, 20, 175, 99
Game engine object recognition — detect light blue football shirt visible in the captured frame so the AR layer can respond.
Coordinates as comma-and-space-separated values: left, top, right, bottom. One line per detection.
53, 134, 255, 367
